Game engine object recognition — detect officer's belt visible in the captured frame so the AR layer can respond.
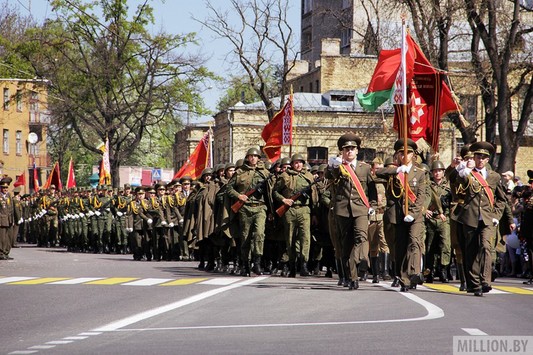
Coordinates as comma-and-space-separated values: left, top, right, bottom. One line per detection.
246, 202, 265, 207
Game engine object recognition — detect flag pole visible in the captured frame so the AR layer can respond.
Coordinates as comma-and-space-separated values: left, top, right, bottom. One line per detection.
289, 85, 293, 158
400, 16, 409, 216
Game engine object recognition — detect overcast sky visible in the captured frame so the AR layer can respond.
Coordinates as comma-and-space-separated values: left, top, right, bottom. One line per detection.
15, 0, 301, 121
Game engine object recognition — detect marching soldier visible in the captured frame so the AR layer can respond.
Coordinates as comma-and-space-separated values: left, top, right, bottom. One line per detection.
226, 147, 271, 276
273, 153, 318, 277
0, 177, 14, 260
129, 187, 153, 260
327, 134, 377, 290
376, 139, 427, 292
425, 160, 452, 283
451, 141, 507, 296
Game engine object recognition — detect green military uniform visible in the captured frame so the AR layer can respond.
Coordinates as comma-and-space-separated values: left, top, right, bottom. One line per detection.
0, 178, 14, 259
425, 161, 452, 283
273, 154, 318, 277
226, 147, 271, 276
376, 139, 427, 292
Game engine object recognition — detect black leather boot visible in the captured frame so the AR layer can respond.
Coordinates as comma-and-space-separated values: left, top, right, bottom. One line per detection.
252, 256, 263, 275
439, 265, 449, 283
457, 263, 466, 291
240, 260, 251, 277
371, 257, 380, 283
381, 253, 391, 280
335, 258, 344, 286
288, 261, 296, 278
300, 261, 310, 276
358, 259, 369, 281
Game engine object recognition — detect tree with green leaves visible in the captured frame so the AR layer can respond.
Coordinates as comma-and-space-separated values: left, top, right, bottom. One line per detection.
18, 0, 213, 186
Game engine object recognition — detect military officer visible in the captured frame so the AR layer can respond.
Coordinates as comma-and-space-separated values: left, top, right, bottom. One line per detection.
327, 134, 377, 290
452, 141, 507, 296
376, 139, 427, 292
0, 178, 14, 260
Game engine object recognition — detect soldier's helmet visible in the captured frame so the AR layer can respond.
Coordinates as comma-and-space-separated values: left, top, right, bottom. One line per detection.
384, 156, 396, 167
430, 161, 446, 171
215, 163, 225, 173
279, 157, 291, 166
419, 163, 430, 172
245, 147, 262, 157
291, 153, 306, 164
318, 163, 328, 173
201, 168, 214, 177
264, 161, 272, 170
460, 144, 473, 159
224, 162, 235, 171
235, 159, 244, 168
310, 165, 319, 174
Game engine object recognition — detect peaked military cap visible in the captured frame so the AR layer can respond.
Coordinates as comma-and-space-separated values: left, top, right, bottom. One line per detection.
134, 186, 145, 193
180, 176, 192, 184
124, 183, 131, 189
470, 141, 495, 156
394, 138, 418, 153
155, 183, 166, 190
0, 177, 11, 188
460, 144, 474, 159
337, 133, 361, 150
527, 169, 533, 183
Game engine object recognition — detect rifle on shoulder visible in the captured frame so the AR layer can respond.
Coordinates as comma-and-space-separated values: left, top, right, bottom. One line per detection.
275, 179, 321, 217
231, 179, 266, 213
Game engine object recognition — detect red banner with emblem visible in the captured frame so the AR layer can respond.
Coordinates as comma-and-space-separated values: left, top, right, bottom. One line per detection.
261, 93, 293, 162
173, 131, 211, 180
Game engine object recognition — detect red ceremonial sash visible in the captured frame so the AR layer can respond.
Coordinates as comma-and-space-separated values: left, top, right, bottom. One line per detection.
471, 170, 494, 207
397, 172, 417, 204
341, 162, 370, 208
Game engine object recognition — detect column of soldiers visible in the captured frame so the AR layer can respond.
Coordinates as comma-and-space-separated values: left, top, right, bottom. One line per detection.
2, 135, 532, 295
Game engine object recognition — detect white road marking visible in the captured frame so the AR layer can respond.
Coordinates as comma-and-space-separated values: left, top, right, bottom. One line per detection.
63, 336, 88, 340
462, 328, 488, 335
48, 278, 104, 285
45, 340, 73, 345
8, 351, 38, 354
121, 278, 174, 286
92, 276, 269, 332
199, 278, 241, 285
27, 346, 56, 349
109, 280, 445, 332
78, 332, 102, 336
0, 277, 37, 284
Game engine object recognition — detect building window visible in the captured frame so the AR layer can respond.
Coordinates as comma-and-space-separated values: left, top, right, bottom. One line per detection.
3, 88, 9, 110
307, 147, 328, 165
30, 91, 39, 112
459, 95, 478, 125
309, 82, 313, 93
302, 31, 312, 53
315, 80, 320, 93
303, 0, 313, 14
3, 129, 8, 154
358, 148, 376, 163
16, 131, 22, 155
16, 90, 22, 111
341, 28, 352, 48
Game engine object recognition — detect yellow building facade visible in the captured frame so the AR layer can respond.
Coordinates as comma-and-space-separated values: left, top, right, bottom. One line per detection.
0, 79, 50, 193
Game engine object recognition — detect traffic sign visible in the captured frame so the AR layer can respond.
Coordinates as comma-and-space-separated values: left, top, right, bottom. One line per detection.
152, 168, 162, 181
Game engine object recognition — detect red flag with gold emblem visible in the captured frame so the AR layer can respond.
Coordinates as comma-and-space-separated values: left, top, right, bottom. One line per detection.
173, 131, 211, 180
42, 161, 63, 191
393, 35, 460, 152
261, 93, 293, 162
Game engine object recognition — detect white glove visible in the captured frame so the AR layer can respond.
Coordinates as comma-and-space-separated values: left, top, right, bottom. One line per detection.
18, 218, 23, 224
396, 165, 409, 174
95, 211, 101, 216
116, 211, 123, 217
126, 227, 133, 232
106, 208, 110, 212
404, 214, 415, 223
161, 221, 167, 226
79, 213, 85, 218
328, 156, 342, 168
147, 218, 153, 224
88, 210, 94, 217
492, 218, 499, 227
368, 208, 375, 216
168, 222, 174, 228
28, 217, 33, 222
179, 218, 184, 226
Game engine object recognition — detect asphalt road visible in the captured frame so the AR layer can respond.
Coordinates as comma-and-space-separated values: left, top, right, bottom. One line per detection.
2, 246, 533, 355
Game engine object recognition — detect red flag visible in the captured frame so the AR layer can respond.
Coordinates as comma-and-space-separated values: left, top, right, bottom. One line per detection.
173, 131, 211, 180
393, 34, 460, 151
43, 161, 63, 191
14, 172, 26, 187
66, 158, 76, 189
261, 93, 293, 162
98, 137, 111, 185
33, 161, 39, 193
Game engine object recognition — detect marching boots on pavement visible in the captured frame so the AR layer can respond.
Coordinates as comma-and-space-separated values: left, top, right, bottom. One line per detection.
335, 258, 345, 285
240, 259, 251, 277
289, 260, 297, 278
300, 260, 310, 276
457, 263, 467, 291
371, 256, 380, 283
381, 253, 391, 280
252, 255, 263, 275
